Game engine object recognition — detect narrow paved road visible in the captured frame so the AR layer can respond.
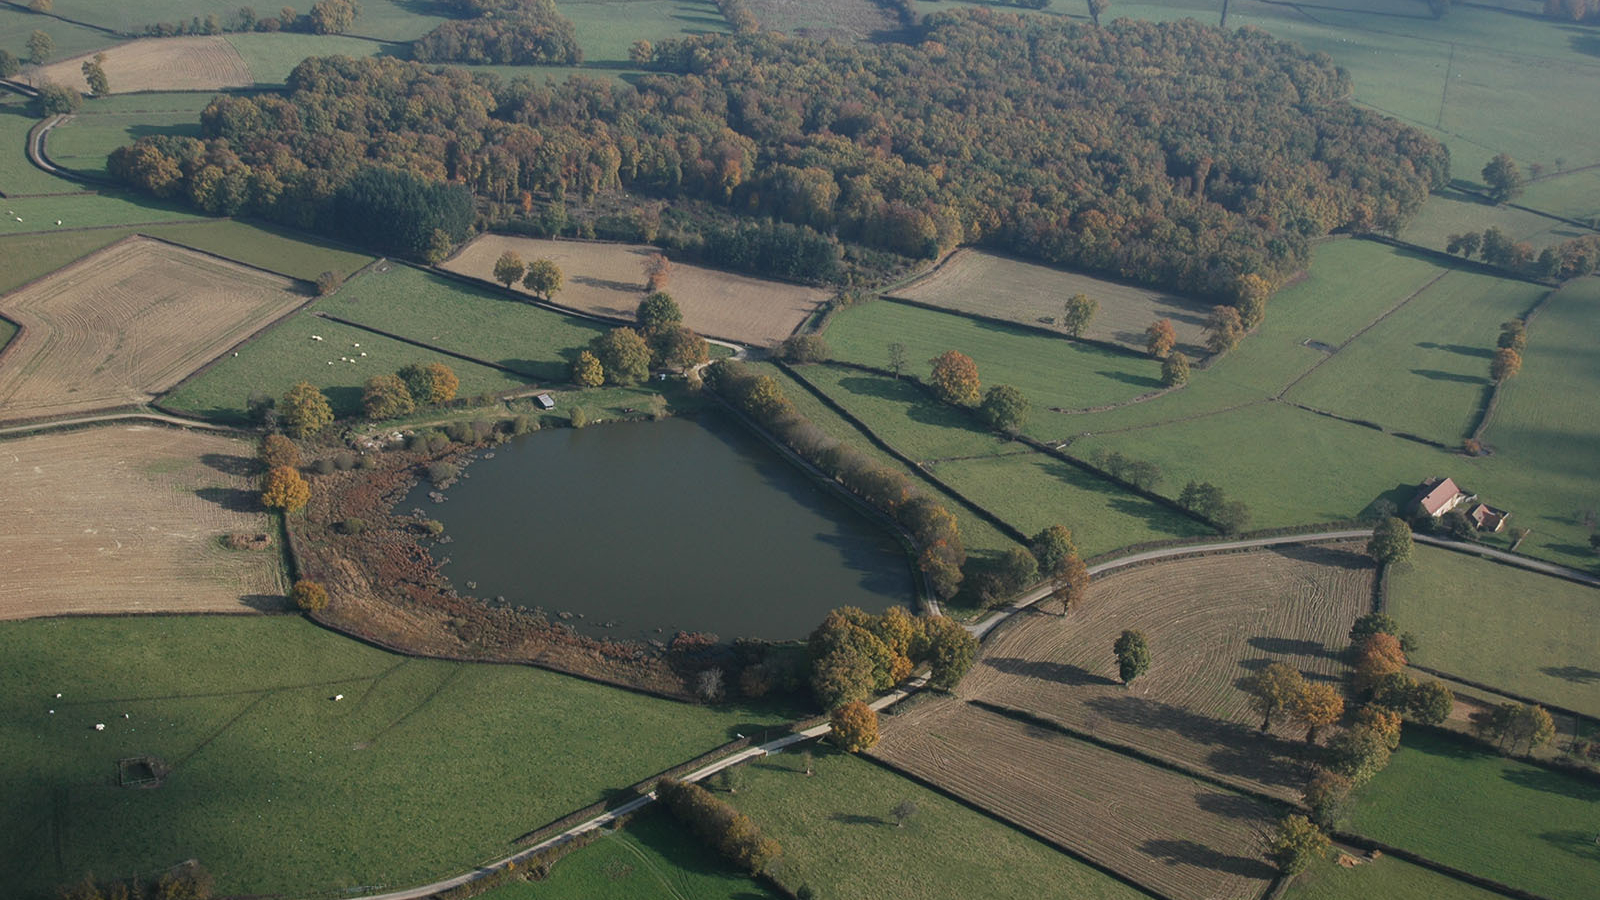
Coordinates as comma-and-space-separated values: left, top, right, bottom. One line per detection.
1415, 533, 1600, 587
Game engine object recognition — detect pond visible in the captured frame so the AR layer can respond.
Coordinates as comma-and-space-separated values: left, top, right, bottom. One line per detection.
403, 412, 916, 641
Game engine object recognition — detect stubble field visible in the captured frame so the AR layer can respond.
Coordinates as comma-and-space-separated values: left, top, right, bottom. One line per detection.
0, 425, 286, 619
0, 237, 306, 423
33, 37, 253, 94
444, 236, 828, 346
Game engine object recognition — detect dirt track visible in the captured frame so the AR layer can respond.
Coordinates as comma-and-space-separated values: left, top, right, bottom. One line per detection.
0, 424, 286, 619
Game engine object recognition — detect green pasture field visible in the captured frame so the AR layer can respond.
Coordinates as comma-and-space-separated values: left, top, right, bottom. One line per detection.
0, 191, 198, 236
1520, 170, 1600, 224
558, 0, 727, 66
45, 94, 211, 177
0, 94, 86, 196
224, 32, 395, 84
1286, 852, 1504, 900
38, 0, 448, 42
320, 263, 609, 382
0, 227, 139, 293
1386, 545, 1600, 718
726, 744, 1148, 900
823, 300, 1165, 424
474, 807, 775, 900
929, 450, 1211, 558
0, 616, 788, 899
1286, 269, 1548, 444
159, 311, 532, 422
0, 7, 118, 61
1348, 729, 1600, 900
150, 218, 375, 281
789, 363, 1015, 461
1398, 188, 1572, 251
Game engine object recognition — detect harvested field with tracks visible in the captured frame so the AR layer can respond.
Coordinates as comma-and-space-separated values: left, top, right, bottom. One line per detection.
0, 425, 286, 619
891, 249, 1213, 355
33, 36, 253, 94
874, 701, 1278, 900
443, 236, 828, 346
959, 544, 1374, 799
0, 236, 305, 422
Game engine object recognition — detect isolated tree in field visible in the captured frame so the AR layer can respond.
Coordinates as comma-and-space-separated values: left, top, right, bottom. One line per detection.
261, 465, 311, 513
1062, 293, 1097, 336
1482, 153, 1525, 203
1233, 273, 1272, 328
979, 384, 1029, 436
0, 49, 18, 79
1289, 681, 1344, 743
1366, 516, 1413, 566
492, 250, 525, 288
1490, 347, 1522, 382
27, 29, 52, 65
929, 350, 980, 406
362, 374, 415, 420
81, 52, 109, 97
922, 614, 978, 689
315, 270, 343, 296
279, 381, 333, 437
398, 362, 458, 405
1240, 661, 1305, 730
830, 701, 880, 752
891, 799, 918, 828
886, 342, 908, 378
1113, 630, 1150, 685
571, 349, 604, 387
521, 259, 562, 300
291, 579, 328, 612
1265, 815, 1329, 877
1498, 319, 1527, 351
1302, 769, 1352, 829
1145, 318, 1177, 358
636, 291, 683, 340
590, 327, 652, 385
643, 252, 671, 290
1205, 305, 1244, 355
259, 433, 301, 470
1086, 0, 1111, 27
1161, 351, 1190, 387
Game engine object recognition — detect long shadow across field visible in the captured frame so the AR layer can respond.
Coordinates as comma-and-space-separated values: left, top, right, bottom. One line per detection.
1082, 694, 1310, 793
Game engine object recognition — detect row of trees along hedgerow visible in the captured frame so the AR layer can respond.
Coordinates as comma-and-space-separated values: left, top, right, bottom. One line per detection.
108, 12, 1444, 305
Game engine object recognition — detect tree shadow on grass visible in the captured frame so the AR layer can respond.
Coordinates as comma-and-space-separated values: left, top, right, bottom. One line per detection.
1417, 342, 1495, 359
1410, 368, 1486, 385
1502, 767, 1600, 803
1539, 830, 1600, 863
1095, 369, 1164, 390
981, 656, 1119, 687
195, 486, 258, 513
1138, 838, 1275, 880
1541, 665, 1600, 684
829, 812, 888, 827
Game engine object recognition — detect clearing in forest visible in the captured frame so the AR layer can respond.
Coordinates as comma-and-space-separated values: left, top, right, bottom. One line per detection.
958, 544, 1375, 799
0, 425, 285, 619
33, 36, 253, 94
444, 235, 828, 346
873, 700, 1278, 900
890, 248, 1213, 356
0, 236, 305, 423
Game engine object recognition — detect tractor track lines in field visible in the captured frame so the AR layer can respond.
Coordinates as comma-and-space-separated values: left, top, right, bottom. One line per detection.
1276, 267, 1453, 400
360, 664, 465, 748
171, 691, 272, 770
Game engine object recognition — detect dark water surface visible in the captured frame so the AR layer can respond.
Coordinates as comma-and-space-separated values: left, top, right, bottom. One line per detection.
403, 413, 915, 641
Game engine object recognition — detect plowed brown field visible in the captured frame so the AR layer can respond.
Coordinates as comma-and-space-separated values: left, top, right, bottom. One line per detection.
0, 237, 304, 423
34, 37, 252, 93
443, 236, 828, 345
874, 701, 1278, 900
961, 544, 1375, 799
0, 425, 286, 618
892, 248, 1213, 356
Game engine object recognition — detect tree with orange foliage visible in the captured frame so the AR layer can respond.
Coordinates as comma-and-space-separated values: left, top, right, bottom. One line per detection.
643, 252, 672, 291
261, 465, 311, 513
1145, 319, 1177, 358
1290, 681, 1345, 744
1353, 632, 1407, 694
929, 350, 980, 406
830, 700, 880, 752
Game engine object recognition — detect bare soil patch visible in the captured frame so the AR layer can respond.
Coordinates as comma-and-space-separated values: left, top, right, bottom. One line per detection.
959, 544, 1375, 799
33, 37, 253, 94
874, 700, 1278, 900
0, 425, 286, 618
0, 236, 305, 423
444, 236, 828, 346
893, 249, 1213, 356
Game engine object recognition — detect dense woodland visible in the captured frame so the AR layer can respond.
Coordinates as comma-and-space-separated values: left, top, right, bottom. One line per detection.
412, 0, 582, 65
110, 12, 1445, 297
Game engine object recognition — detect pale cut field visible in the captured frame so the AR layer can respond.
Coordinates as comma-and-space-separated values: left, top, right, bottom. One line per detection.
34, 36, 253, 93
443, 236, 828, 346
0, 425, 286, 618
0, 237, 305, 422
891, 248, 1213, 355
960, 544, 1374, 800
874, 700, 1278, 900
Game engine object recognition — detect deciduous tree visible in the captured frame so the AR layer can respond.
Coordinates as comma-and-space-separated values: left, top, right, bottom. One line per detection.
654, 326, 710, 370
259, 433, 301, 469
922, 614, 977, 690
1490, 347, 1522, 382
1145, 318, 1177, 358
979, 384, 1029, 436
291, 579, 328, 611
81, 52, 109, 96
1325, 725, 1392, 785
1366, 516, 1413, 565
1161, 351, 1190, 387
1353, 632, 1407, 694
1407, 679, 1454, 725
1205, 305, 1244, 355
1498, 319, 1526, 351
830, 700, 880, 752
27, 29, 52, 65
279, 381, 332, 438
1062, 293, 1097, 337
891, 799, 918, 827
929, 350, 980, 406
1290, 681, 1345, 743
1233, 273, 1272, 328
591, 327, 651, 385
571, 349, 604, 386
1240, 661, 1305, 730
887, 342, 908, 378
522, 259, 563, 300
1113, 629, 1150, 684
1086, 0, 1110, 26
492, 250, 525, 288
1302, 769, 1352, 828
1482, 153, 1524, 203
1265, 815, 1329, 877
362, 374, 415, 420
643, 251, 671, 290
398, 362, 458, 405
636, 291, 684, 338
261, 465, 311, 512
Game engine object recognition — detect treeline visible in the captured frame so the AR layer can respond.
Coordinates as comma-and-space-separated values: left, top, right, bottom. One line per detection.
145, 1, 360, 36
808, 605, 976, 709
706, 360, 968, 599
413, 0, 581, 65
656, 777, 780, 874
1444, 228, 1600, 281
107, 12, 1443, 293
